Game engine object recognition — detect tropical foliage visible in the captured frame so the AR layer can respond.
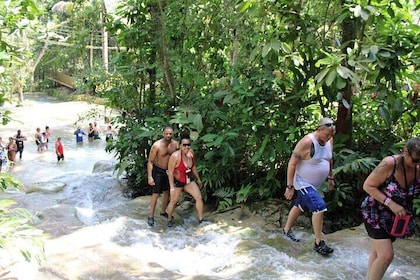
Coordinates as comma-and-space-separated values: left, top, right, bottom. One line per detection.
1, 0, 46, 267
101, 0, 419, 218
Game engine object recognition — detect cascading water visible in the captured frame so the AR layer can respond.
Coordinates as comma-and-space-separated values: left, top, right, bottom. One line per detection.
0, 93, 418, 279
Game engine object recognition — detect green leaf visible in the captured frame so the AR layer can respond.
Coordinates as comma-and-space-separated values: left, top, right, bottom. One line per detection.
190, 113, 203, 133
262, 43, 271, 58
394, 99, 403, 112
325, 70, 337, 86
271, 39, 280, 52
335, 76, 347, 89
315, 67, 330, 83
336, 65, 350, 79
238, 1, 252, 13
251, 135, 269, 163
280, 42, 292, 54
201, 134, 217, 142
315, 57, 333, 67
378, 105, 391, 127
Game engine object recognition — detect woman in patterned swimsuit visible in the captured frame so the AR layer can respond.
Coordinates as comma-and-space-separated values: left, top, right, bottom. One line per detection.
361, 137, 420, 280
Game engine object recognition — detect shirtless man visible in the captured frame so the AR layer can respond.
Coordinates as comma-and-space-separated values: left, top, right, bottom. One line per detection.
147, 127, 179, 227
35, 127, 42, 152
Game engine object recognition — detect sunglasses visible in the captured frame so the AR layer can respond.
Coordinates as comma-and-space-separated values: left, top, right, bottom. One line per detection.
323, 123, 335, 127
182, 143, 191, 147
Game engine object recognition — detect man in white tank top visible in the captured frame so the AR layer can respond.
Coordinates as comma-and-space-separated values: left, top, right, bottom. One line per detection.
282, 117, 336, 255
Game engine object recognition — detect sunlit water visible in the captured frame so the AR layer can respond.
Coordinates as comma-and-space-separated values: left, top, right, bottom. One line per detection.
0, 93, 419, 279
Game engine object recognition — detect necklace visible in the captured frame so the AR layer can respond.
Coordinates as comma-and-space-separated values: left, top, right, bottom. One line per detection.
401, 156, 408, 188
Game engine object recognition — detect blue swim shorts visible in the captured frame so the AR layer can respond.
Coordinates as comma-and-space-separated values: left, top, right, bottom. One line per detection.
294, 187, 327, 214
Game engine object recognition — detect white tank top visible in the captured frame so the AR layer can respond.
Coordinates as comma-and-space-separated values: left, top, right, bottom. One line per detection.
294, 133, 332, 190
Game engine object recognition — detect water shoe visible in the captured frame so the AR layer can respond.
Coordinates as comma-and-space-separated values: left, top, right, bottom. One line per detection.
147, 217, 154, 227
283, 229, 300, 242
313, 240, 334, 255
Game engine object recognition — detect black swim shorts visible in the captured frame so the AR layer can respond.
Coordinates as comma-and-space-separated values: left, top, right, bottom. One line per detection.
150, 165, 169, 194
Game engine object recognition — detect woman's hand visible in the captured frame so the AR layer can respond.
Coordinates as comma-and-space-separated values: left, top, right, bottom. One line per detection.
388, 200, 406, 217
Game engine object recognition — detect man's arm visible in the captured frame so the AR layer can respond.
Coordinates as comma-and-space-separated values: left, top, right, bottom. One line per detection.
284, 137, 310, 199
147, 144, 157, 185
287, 137, 310, 185
327, 137, 335, 190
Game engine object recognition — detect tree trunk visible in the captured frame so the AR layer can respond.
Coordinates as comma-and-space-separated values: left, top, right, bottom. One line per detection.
338, 0, 357, 146
154, 1, 176, 101
101, 0, 108, 73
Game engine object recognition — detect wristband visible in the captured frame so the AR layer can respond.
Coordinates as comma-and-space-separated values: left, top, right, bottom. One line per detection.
286, 185, 294, 189
327, 176, 334, 180
383, 197, 392, 206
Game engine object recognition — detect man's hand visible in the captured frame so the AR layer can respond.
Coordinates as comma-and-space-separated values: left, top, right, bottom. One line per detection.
284, 188, 294, 200
328, 179, 335, 191
148, 176, 155, 186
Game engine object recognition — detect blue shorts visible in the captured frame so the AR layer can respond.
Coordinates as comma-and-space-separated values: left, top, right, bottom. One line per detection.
294, 187, 327, 214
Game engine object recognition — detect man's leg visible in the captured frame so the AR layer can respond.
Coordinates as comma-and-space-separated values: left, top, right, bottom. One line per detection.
283, 206, 301, 232
161, 190, 169, 215
312, 211, 324, 244
148, 193, 159, 218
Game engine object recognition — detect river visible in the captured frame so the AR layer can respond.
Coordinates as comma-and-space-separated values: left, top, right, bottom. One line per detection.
0, 93, 419, 279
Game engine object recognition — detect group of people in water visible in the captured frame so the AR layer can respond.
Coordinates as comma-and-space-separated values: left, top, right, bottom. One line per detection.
0, 122, 116, 171
74, 121, 115, 143
0, 126, 61, 170
0, 129, 28, 170
147, 127, 204, 229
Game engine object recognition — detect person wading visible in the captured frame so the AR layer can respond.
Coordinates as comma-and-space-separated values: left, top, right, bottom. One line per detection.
146, 127, 179, 227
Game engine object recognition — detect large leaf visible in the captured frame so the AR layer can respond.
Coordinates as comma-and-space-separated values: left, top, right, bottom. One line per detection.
325, 70, 337, 86
378, 105, 391, 127
250, 135, 269, 163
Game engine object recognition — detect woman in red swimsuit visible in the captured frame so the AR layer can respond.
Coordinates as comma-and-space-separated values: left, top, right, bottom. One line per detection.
166, 133, 204, 227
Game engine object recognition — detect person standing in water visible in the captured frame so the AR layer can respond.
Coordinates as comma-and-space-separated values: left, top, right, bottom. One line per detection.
6, 137, 18, 166
34, 127, 42, 152
361, 137, 420, 280
45, 126, 51, 150
55, 137, 64, 162
166, 133, 204, 227
14, 129, 27, 160
282, 117, 336, 255
93, 121, 102, 140
74, 126, 86, 144
146, 127, 179, 227
0, 137, 6, 171
105, 125, 115, 142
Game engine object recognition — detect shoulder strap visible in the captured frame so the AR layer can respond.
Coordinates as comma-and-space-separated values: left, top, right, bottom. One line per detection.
390, 155, 397, 176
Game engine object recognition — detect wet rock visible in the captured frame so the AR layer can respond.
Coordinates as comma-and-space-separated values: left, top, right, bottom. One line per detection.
92, 160, 116, 174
